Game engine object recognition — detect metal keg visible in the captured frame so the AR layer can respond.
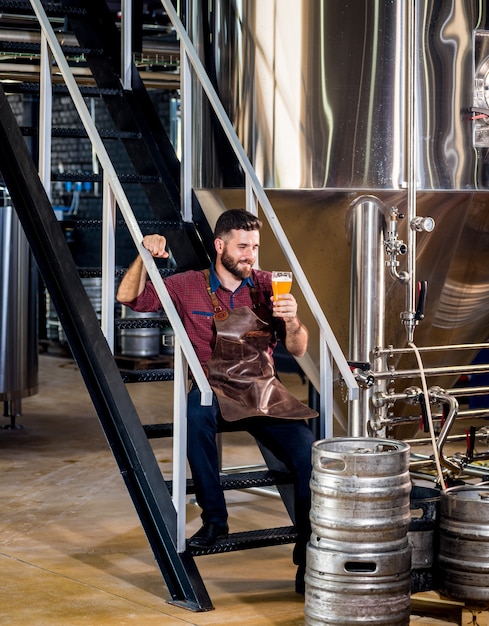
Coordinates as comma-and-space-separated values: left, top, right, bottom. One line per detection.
45, 289, 60, 342
438, 484, 489, 603
81, 276, 102, 320
305, 438, 412, 626
46, 276, 103, 345
309, 438, 412, 548
305, 542, 412, 625
408, 485, 440, 593
120, 306, 161, 358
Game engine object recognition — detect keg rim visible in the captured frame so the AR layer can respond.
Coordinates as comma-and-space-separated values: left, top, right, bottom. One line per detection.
443, 481, 489, 500
314, 436, 410, 455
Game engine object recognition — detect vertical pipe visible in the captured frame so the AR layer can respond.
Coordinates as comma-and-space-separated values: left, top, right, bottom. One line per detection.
348, 196, 385, 437
402, 0, 418, 342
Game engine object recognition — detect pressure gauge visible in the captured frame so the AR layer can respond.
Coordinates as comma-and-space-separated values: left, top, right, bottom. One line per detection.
410, 216, 435, 232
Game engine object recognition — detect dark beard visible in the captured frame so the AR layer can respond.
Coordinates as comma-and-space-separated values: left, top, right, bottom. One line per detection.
221, 249, 252, 280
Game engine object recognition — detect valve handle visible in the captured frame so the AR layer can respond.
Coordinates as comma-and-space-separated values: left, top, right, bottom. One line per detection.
415, 280, 428, 321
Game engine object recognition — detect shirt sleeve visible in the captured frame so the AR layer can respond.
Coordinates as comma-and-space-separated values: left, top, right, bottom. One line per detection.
119, 280, 162, 312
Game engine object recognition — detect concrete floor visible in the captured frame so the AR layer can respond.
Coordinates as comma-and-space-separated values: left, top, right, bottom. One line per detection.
0, 353, 476, 624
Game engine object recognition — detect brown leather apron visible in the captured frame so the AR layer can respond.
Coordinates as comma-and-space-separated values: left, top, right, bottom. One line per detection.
204, 271, 319, 422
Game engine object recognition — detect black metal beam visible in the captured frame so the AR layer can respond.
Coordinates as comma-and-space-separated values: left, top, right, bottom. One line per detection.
0, 84, 213, 612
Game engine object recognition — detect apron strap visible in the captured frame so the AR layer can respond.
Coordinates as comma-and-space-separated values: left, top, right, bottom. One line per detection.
203, 268, 262, 313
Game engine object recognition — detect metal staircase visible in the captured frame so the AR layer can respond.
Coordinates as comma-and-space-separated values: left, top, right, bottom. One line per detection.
0, 0, 321, 611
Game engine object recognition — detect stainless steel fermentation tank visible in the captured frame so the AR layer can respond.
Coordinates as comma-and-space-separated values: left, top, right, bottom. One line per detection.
189, 1, 489, 435
0, 188, 38, 424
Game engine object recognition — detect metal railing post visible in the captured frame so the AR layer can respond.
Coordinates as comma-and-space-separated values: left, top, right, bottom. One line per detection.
101, 177, 116, 351
173, 338, 189, 552
38, 33, 52, 195
181, 46, 192, 222
121, 0, 133, 89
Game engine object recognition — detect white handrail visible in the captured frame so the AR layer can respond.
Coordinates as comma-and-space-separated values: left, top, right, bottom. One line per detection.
160, 1, 359, 423
30, 0, 213, 552
29, 0, 211, 402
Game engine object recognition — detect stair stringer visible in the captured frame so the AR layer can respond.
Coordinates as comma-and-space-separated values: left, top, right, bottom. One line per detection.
0, 83, 213, 612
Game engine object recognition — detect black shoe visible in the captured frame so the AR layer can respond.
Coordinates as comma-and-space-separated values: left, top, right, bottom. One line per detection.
295, 564, 306, 595
187, 522, 229, 549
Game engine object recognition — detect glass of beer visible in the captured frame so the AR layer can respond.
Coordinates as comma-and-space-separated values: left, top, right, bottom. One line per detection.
272, 271, 293, 301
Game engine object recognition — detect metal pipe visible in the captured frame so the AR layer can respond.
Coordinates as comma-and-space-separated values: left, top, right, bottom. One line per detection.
402, 0, 418, 343
432, 387, 461, 473
373, 362, 489, 380
348, 195, 385, 436
448, 385, 489, 396
405, 432, 489, 446
374, 342, 489, 356
410, 456, 489, 480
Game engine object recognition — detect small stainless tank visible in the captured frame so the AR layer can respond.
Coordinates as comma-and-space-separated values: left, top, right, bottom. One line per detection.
120, 306, 161, 358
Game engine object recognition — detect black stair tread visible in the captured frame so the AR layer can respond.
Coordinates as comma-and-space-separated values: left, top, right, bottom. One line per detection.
115, 317, 171, 330
120, 368, 174, 383
0, 1, 86, 17
165, 470, 292, 495
143, 422, 173, 438
20, 126, 141, 140
187, 526, 297, 556
72, 219, 183, 232
0, 40, 102, 56
52, 171, 161, 184
0, 82, 121, 96
77, 267, 177, 280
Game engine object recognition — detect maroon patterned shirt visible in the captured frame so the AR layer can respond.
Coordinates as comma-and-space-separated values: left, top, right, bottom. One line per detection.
121, 265, 283, 367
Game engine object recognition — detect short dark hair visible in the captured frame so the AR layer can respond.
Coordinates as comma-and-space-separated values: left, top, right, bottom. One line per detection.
214, 209, 262, 239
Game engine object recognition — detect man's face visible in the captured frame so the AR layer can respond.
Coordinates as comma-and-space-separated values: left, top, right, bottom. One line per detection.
216, 229, 260, 280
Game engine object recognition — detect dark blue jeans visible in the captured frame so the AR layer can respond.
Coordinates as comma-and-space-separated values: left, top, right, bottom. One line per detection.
186, 384, 315, 565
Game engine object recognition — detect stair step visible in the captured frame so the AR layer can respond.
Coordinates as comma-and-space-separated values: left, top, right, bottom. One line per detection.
52, 171, 161, 184
0, 81, 121, 97
119, 368, 174, 383
143, 422, 174, 439
0, 1, 86, 17
0, 40, 102, 57
219, 469, 293, 491
77, 266, 177, 280
20, 126, 142, 140
115, 317, 171, 330
74, 221, 184, 235
188, 526, 297, 556
115, 354, 173, 371
165, 469, 293, 495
